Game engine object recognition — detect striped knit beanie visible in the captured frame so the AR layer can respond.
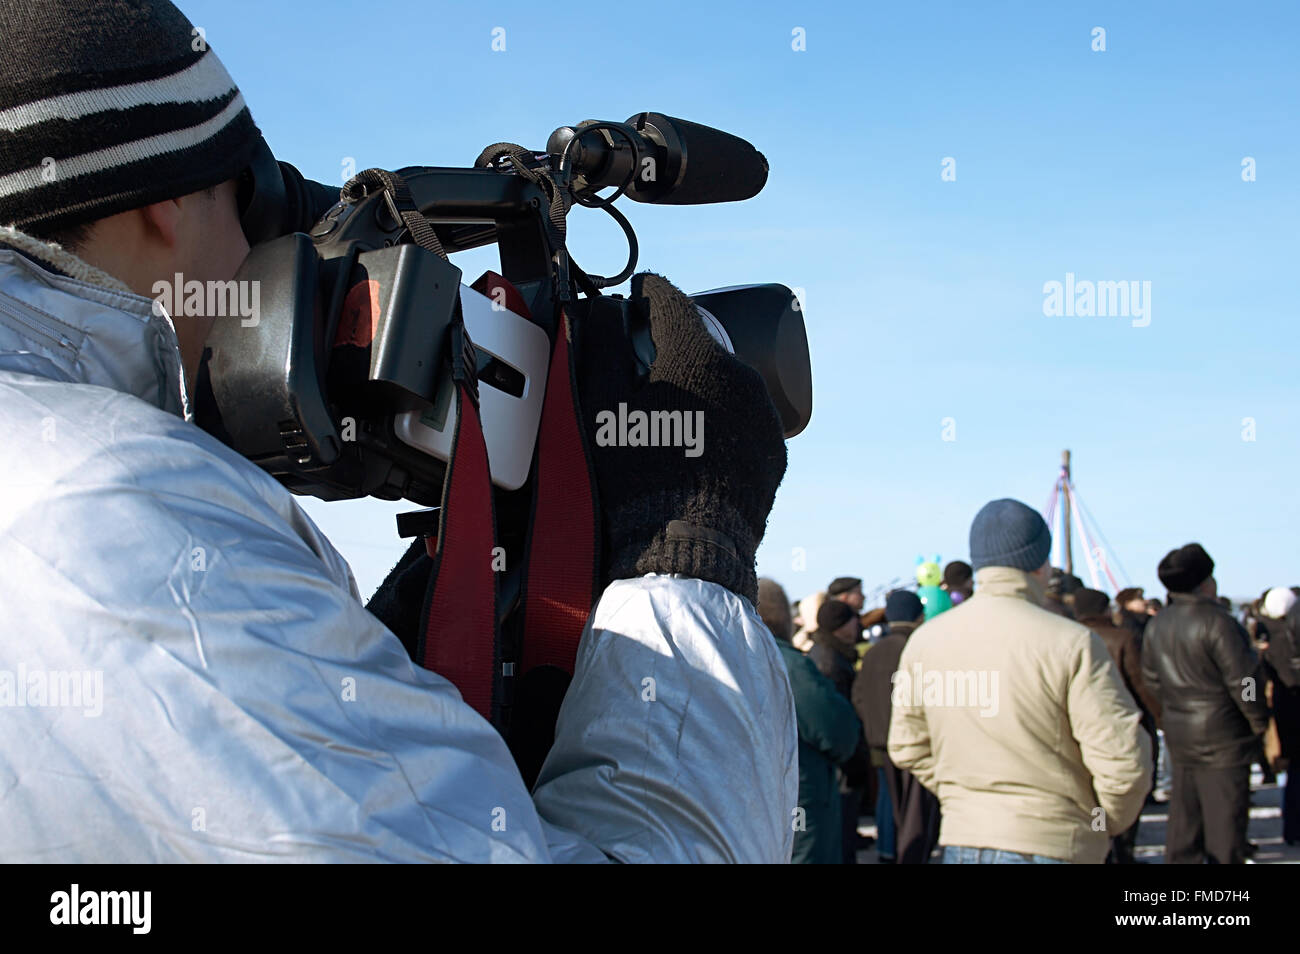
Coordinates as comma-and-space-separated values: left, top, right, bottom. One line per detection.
0, 0, 262, 234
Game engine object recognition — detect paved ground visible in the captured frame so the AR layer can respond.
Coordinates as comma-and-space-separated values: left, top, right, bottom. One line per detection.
856, 770, 1297, 864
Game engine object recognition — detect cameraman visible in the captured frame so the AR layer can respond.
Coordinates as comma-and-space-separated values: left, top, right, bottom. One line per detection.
0, 0, 795, 862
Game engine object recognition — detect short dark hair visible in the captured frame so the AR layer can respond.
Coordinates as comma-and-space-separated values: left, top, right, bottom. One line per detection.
21, 184, 220, 254
943, 560, 973, 587
826, 576, 862, 596
25, 220, 96, 253
1116, 587, 1145, 606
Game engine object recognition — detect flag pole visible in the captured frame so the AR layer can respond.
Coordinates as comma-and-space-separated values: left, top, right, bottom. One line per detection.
1061, 449, 1073, 575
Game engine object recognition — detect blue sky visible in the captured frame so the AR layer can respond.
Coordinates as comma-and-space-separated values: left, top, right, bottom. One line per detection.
186, 0, 1299, 603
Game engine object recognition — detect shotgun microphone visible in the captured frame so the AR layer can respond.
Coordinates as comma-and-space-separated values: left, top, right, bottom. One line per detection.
546, 112, 769, 206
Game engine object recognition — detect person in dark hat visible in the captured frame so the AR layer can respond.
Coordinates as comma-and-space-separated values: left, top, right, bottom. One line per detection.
852, 589, 940, 862
1043, 568, 1084, 618
810, 597, 869, 862
1073, 588, 1161, 862
827, 576, 865, 613
1114, 587, 1149, 639
1140, 544, 1269, 863
757, 579, 862, 864
811, 599, 861, 697
889, 498, 1150, 864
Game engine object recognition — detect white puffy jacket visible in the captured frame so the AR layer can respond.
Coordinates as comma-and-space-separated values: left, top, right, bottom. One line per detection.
0, 233, 797, 862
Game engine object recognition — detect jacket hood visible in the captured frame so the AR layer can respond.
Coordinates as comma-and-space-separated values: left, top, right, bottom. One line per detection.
972, 565, 1046, 606
0, 229, 190, 419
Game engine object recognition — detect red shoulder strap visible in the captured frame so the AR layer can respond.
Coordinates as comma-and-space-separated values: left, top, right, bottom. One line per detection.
467, 272, 599, 678
518, 306, 599, 676
415, 276, 599, 729
418, 323, 500, 723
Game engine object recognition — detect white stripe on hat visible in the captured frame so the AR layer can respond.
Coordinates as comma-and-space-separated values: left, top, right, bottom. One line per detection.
0, 91, 248, 200
0, 51, 238, 134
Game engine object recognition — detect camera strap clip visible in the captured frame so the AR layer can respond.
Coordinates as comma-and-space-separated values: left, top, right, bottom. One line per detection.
448, 318, 480, 411
342, 167, 447, 260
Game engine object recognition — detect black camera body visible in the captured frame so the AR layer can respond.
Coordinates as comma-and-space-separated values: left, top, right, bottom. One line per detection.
196, 113, 812, 514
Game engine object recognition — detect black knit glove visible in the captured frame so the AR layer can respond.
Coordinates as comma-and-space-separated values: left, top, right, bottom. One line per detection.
365, 537, 430, 661
577, 272, 787, 605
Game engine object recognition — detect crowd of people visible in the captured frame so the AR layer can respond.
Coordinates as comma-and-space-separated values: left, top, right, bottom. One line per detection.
758, 498, 1300, 864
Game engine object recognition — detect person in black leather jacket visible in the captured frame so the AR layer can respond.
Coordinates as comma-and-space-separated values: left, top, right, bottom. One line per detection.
1141, 543, 1268, 864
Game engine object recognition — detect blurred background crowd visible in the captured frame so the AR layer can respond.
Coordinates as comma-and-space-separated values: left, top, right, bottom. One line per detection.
757, 515, 1299, 865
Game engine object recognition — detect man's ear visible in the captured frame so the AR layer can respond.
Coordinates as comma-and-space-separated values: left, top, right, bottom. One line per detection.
139, 197, 184, 247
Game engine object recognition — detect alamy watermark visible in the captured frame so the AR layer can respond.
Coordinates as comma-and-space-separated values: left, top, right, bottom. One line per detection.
0, 664, 103, 717
152, 273, 261, 328
1042, 272, 1150, 328
594, 403, 704, 458
891, 663, 1000, 717
50, 884, 150, 934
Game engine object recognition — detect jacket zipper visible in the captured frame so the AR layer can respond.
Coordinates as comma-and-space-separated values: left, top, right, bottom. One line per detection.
0, 291, 79, 353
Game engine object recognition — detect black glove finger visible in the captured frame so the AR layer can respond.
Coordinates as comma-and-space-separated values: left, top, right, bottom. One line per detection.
633, 272, 729, 377
366, 537, 433, 660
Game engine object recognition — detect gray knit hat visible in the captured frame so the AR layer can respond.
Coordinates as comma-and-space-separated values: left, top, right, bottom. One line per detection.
969, 498, 1052, 573
0, 0, 262, 234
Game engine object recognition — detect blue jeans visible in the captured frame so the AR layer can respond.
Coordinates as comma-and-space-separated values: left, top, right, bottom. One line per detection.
875, 766, 896, 859
943, 845, 1068, 864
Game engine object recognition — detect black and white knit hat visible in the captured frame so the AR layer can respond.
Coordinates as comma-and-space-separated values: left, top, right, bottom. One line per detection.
0, 0, 262, 234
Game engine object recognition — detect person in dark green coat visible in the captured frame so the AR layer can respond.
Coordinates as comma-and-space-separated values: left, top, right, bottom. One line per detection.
758, 579, 864, 863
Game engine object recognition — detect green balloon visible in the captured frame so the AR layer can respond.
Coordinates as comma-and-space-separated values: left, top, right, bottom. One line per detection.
917, 585, 953, 619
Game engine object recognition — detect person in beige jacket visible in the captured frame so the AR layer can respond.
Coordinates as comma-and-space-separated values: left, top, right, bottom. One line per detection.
887, 499, 1151, 864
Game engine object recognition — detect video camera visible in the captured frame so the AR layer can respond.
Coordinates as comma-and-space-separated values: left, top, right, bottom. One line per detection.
195, 112, 812, 520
